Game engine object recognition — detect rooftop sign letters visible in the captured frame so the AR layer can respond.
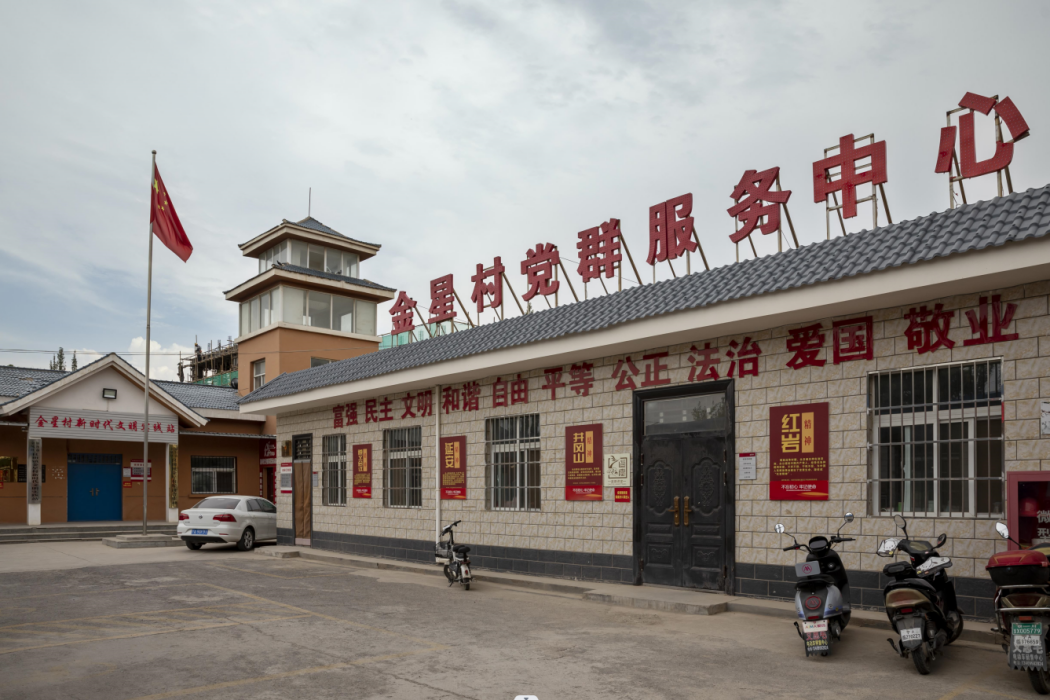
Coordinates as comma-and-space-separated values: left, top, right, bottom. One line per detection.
388, 91, 1030, 330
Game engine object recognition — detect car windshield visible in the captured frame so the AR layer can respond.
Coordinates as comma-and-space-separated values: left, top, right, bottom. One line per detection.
193, 498, 241, 510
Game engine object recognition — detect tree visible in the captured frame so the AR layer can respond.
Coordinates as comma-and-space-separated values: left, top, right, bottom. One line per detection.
50, 347, 66, 371
71, 351, 77, 372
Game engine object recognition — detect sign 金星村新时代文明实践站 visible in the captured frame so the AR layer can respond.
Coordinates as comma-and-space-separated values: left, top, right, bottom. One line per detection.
769, 403, 829, 501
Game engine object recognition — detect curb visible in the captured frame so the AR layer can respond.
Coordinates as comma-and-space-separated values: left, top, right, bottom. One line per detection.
257, 547, 997, 644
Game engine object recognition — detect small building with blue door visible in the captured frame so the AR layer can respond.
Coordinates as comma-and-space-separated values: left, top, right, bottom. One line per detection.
0, 354, 274, 525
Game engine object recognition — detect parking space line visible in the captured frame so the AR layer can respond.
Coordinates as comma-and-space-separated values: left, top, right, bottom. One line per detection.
206, 562, 350, 579
202, 583, 442, 647
128, 645, 449, 700
0, 614, 314, 655
4, 584, 199, 602
936, 668, 1006, 700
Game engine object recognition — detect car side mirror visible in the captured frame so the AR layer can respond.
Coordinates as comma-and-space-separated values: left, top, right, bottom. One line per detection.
844, 512, 854, 524
775, 523, 785, 534
935, 533, 947, 548
996, 522, 1010, 540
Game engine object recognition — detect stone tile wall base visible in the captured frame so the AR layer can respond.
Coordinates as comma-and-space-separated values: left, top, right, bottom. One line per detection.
311, 531, 635, 583
277, 527, 294, 546
736, 562, 996, 619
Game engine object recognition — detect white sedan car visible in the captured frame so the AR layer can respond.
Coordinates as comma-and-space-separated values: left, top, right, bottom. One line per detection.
177, 495, 278, 551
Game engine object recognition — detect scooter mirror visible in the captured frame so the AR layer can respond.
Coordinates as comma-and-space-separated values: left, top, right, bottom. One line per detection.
996, 522, 1010, 540
893, 514, 907, 529
935, 533, 947, 548
775, 523, 785, 534
844, 512, 854, 523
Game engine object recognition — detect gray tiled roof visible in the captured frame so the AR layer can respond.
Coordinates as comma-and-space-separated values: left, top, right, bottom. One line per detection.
292, 217, 381, 249
223, 262, 396, 295
0, 366, 69, 400
275, 263, 396, 292
0, 359, 240, 413
234, 184, 1050, 406
154, 381, 242, 411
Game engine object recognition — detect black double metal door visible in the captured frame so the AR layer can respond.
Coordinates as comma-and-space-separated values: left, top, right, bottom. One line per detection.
641, 433, 727, 590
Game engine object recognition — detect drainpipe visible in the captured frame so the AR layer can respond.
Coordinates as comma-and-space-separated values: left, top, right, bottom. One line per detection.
435, 384, 442, 547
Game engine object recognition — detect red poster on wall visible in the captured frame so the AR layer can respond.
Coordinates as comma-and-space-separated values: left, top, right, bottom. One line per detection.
565, 424, 603, 501
353, 444, 372, 498
440, 436, 467, 500
614, 487, 631, 503
259, 439, 276, 467
769, 403, 829, 500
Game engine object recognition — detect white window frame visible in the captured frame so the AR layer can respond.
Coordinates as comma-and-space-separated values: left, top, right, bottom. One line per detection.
383, 427, 422, 508
252, 359, 266, 390
869, 359, 1004, 519
485, 415, 541, 512
322, 434, 347, 506
190, 456, 237, 495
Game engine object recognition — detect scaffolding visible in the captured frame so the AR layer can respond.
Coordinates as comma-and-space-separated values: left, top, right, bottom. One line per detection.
177, 340, 238, 386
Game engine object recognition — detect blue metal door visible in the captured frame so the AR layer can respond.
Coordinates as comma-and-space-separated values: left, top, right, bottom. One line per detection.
67, 462, 123, 521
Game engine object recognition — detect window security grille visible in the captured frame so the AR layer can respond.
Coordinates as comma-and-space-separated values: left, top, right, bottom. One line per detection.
384, 427, 422, 508
322, 434, 347, 506
190, 456, 237, 494
485, 415, 541, 511
293, 435, 312, 462
868, 359, 1004, 518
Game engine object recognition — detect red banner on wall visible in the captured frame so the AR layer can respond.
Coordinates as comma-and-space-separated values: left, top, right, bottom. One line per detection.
614, 487, 631, 503
565, 424, 603, 501
353, 444, 372, 499
440, 436, 467, 500
770, 403, 829, 500
259, 439, 276, 467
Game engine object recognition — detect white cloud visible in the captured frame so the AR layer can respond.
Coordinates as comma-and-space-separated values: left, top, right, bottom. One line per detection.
127, 338, 194, 381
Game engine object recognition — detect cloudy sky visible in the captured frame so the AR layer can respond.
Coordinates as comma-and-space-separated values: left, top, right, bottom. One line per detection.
1, 1, 1048, 379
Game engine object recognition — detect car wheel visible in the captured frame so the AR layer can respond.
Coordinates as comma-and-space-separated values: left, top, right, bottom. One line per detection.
186, 542, 202, 551
237, 527, 255, 551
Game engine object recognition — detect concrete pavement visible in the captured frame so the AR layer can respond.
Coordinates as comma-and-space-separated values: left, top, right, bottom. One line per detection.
0, 541, 1028, 700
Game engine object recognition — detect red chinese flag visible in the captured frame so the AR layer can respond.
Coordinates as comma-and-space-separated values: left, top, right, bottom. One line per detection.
150, 164, 193, 262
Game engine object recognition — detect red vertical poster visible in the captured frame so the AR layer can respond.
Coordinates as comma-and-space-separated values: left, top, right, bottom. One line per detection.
565, 424, 603, 501
353, 444, 372, 498
769, 403, 829, 500
440, 436, 467, 500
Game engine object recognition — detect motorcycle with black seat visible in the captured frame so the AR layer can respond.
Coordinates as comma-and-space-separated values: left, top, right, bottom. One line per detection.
775, 513, 855, 657
435, 520, 472, 590
987, 522, 1050, 694
876, 514, 964, 675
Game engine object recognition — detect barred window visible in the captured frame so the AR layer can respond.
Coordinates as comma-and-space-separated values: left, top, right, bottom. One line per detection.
485, 415, 540, 511
384, 427, 422, 508
869, 359, 1003, 518
191, 456, 237, 495
322, 434, 347, 506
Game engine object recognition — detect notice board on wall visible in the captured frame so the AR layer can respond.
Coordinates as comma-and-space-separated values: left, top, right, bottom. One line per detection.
440, 436, 467, 500
565, 424, 603, 501
352, 444, 372, 498
769, 403, 829, 500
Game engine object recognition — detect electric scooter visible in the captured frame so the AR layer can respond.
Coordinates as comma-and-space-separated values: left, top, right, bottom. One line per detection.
876, 514, 964, 675
987, 522, 1050, 694
775, 513, 855, 657
436, 520, 473, 590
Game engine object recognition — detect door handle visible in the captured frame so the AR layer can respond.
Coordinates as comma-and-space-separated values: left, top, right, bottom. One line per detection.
683, 497, 693, 527
672, 496, 680, 526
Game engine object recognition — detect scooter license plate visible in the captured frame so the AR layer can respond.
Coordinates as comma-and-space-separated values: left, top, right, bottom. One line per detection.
899, 627, 922, 643
802, 620, 829, 656
1010, 622, 1047, 671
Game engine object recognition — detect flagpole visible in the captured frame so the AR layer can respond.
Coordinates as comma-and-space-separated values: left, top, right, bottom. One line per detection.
143, 150, 156, 537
